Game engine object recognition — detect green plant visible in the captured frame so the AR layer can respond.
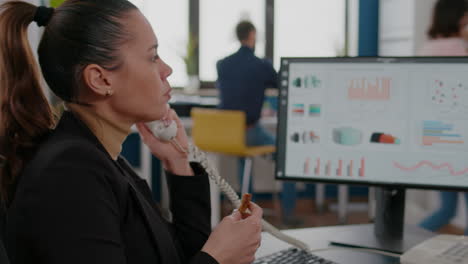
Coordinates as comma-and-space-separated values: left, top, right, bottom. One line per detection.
50, 0, 66, 8
183, 33, 198, 76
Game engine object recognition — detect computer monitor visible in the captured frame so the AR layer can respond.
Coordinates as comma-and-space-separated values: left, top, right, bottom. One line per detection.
276, 57, 468, 253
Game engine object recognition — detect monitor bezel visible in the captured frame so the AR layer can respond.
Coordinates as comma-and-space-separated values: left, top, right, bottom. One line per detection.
275, 56, 468, 191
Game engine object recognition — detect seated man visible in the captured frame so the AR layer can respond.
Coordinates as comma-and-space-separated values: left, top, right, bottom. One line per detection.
216, 21, 299, 225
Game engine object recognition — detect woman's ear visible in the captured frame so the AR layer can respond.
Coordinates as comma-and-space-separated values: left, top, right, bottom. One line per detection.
82, 64, 113, 97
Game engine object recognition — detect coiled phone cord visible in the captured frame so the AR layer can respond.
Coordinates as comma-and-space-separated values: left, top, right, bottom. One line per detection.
188, 142, 311, 253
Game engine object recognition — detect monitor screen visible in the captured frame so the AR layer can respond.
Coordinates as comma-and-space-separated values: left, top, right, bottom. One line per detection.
276, 57, 468, 190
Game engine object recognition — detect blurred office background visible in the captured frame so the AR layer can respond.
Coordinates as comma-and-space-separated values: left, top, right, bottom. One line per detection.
12, 0, 466, 234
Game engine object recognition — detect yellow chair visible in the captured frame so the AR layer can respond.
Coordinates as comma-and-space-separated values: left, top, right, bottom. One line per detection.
191, 108, 276, 194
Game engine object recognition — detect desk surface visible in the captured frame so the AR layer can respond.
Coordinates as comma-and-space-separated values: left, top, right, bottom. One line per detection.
257, 224, 401, 264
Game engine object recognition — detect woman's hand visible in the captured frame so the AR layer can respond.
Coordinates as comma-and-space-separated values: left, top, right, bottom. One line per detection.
136, 109, 193, 176
202, 202, 263, 264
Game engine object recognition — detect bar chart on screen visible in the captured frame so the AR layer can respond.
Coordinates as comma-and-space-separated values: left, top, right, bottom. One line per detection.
421, 120, 468, 151
347, 77, 392, 101
303, 157, 366, 178
324, 74, 402, 122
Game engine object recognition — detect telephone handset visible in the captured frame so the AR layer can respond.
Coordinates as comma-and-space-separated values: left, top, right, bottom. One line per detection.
148, 119, 310, 252
151, 120, 178, 141
151, 120, 187, 154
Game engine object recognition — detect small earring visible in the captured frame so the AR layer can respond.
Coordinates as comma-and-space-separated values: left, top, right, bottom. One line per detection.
105, 89, 113, 96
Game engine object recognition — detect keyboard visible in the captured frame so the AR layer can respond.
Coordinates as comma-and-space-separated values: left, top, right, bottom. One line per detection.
438, 241, 468, 263
254, 248, 338, 264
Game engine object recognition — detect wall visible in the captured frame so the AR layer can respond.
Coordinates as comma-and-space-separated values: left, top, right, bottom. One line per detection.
347, 0, 360, 57
379, 0, 436, 56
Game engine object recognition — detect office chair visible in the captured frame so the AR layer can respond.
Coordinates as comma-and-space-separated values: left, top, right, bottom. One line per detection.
191, 108, 276, 195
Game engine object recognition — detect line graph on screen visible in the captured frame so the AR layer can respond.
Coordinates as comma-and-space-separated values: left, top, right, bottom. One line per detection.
393, 161, 468, 176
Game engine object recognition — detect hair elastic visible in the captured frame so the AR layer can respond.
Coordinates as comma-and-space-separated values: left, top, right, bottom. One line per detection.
33, 6, 54, 27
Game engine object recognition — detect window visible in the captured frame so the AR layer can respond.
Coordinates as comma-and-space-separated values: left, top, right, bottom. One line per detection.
129, 1, 347, 87
274, 0, 346, 68
199, 0, 266, 82
132, 0, 189, 88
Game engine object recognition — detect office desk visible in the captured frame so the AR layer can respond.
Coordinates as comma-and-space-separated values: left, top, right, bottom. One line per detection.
257, 224, 401, 264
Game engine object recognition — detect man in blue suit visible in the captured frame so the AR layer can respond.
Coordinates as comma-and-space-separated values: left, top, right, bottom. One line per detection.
216, 21, 299, 226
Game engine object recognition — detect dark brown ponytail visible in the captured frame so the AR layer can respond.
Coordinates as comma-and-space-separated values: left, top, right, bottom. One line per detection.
0, 1, 54, 202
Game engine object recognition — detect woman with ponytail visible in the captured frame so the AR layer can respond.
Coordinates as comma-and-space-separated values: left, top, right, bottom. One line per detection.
0, 1, 262, 263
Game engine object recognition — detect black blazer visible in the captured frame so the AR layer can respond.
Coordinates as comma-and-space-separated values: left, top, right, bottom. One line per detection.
5, 111, 218, 264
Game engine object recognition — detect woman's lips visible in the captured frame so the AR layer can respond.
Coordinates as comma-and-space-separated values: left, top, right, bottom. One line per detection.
164, 89, 172, 99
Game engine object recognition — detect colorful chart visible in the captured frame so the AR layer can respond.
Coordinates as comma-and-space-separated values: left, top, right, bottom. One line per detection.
292, 75, 322, 89
304, 158, 310, 174
303, 131, 320, 143
332, 127, 363, 146
337, 160, 343, 176
429, 79, 468, 112
309, 104, 321, 116
284, 60, 468, 188
394, 161, 468, 176
290, 130, 320, 143
291, 104, 305, 116
422, 120, 464, 146
305, 157, 366, 177
348, 77, 391, 101
370, 132, 400, 144
290, 132, 300, 143
359, 158, 365, 177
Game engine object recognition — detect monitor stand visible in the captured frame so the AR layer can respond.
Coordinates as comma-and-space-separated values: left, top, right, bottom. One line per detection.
329, 187, 435, 254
